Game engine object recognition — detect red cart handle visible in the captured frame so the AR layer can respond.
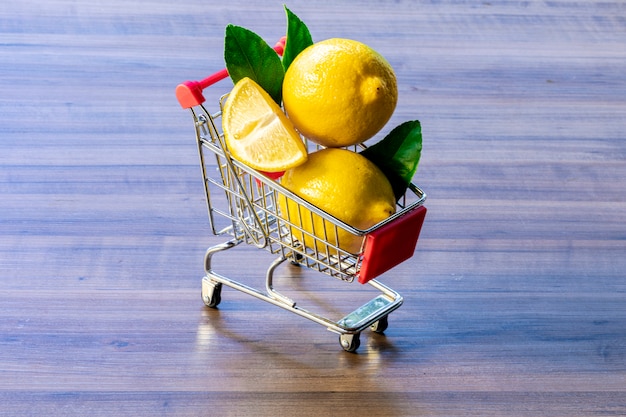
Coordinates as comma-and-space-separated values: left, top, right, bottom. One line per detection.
176, 37, 286, 109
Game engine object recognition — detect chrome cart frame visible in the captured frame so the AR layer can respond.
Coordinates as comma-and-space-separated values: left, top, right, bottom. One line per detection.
176, 41, 427, 352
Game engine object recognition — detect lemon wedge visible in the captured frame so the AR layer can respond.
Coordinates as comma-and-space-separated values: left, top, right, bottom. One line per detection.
222, 77, 307, 172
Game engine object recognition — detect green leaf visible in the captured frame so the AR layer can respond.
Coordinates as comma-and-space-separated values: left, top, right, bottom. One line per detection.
360, 120, 423, 201
224, 24, 285, 104
282, 6, 313, 72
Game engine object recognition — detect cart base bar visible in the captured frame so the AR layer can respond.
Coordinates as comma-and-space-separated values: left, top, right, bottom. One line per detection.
201, 239, 403, 352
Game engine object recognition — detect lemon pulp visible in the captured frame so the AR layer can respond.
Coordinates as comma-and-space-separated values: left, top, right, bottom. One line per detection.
222, 77, 307, 172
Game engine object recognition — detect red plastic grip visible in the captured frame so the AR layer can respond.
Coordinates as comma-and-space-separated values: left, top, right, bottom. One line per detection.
176, 37, 287, 109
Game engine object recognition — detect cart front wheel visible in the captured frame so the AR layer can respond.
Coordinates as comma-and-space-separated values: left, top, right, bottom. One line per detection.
339, 333, 361, 353
370, 315, 389, 333
202, 280, 222, 308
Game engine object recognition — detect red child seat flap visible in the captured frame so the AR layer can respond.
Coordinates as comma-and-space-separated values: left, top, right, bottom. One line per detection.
357, 205, 427, 284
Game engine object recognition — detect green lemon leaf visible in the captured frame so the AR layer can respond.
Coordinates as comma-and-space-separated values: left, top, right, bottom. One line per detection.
224, 24, 284, 104
360, 120, 422, 201
282, 6, 313, 72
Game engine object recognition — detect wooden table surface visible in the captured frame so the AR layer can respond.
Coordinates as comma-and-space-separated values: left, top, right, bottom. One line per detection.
2, 1, 625, 416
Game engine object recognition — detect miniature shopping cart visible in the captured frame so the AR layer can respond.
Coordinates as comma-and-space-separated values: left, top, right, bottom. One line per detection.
176, 41, 427, 352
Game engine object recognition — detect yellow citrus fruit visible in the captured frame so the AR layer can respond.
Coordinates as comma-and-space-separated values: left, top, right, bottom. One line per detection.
222, 77, 307, 172
282, 38, 398, 148
278, 148, 396, 254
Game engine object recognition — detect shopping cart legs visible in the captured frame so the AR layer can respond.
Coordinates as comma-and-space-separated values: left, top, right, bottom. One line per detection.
201, 240, 236, 308
199, 239, 404, 352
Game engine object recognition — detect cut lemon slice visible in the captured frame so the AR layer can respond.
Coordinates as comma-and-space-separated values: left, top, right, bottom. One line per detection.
222, 77, 307, 172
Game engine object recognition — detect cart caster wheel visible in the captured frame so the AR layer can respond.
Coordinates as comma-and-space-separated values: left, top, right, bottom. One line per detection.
201, 280, 222, 308
339, 333, 361, 353
289, 252, 304, 265
370, 315, 389, 334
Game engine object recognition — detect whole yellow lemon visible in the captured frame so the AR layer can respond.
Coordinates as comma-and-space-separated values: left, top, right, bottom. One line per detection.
282, 38, 398, 148
278, 148, 396, 254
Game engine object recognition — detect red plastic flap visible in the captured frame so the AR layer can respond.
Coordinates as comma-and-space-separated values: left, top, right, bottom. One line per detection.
357, 205, 427, 284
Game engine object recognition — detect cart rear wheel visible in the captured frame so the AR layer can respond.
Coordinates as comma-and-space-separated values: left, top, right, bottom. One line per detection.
339, 333, 361, 353
202, 280, 222, 308
370, 315, 389, 333
289, 252, 304, 265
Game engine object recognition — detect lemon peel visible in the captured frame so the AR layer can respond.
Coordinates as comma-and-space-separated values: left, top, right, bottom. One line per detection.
279, 148, 396, 254
283, 38, 397, 148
